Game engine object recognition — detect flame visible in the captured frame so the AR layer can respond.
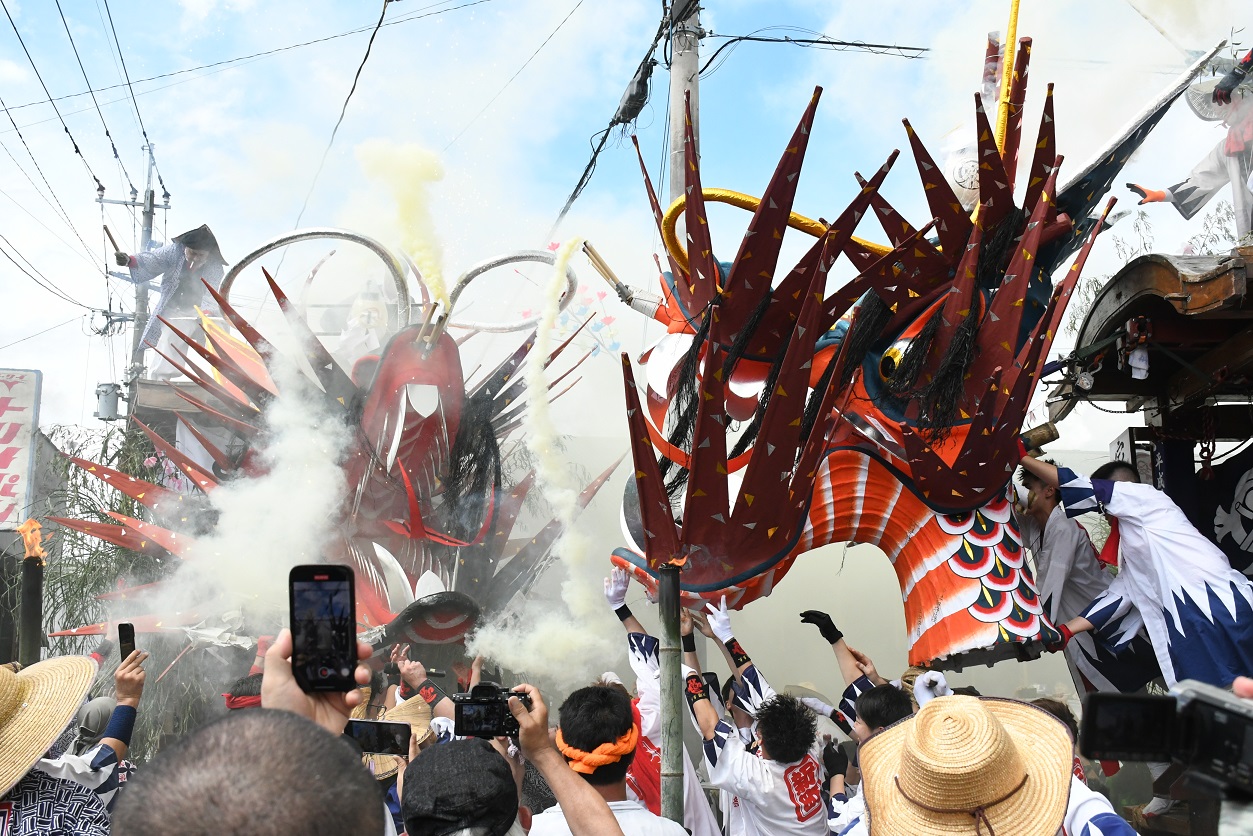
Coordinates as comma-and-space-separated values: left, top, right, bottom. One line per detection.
16, 518, 45, 564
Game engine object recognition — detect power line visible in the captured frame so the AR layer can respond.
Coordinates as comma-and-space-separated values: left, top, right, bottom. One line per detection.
0, 0, 107, 196
0, 182, 95, 266
443, 0, 586, 151
0, 232, 93, 309
0, 94, 98, 260
0, 315, 83, 352
53, 0, 137, 195
290, 0, 391, 231
100, 0, 168, 200
699, 30, 929, 77
7, 0, 498, 116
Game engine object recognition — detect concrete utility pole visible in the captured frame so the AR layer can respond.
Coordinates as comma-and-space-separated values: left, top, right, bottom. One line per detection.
660, 0, 701, 826
99, 144, 169, 404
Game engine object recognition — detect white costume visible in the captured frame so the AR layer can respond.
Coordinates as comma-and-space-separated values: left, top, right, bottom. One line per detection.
1060, 468, 1253, 687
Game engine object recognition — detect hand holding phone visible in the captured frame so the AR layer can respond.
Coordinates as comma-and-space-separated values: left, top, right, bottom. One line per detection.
289, 565, 358, 693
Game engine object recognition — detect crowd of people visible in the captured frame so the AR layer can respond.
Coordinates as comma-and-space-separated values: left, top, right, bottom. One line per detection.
3, 453, 1253, 835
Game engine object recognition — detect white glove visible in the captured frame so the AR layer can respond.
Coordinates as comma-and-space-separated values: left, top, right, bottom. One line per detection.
604, 568, 631, 610
913, 671, 953, 707
705, 596, 735, 644
800, 696, 836, 717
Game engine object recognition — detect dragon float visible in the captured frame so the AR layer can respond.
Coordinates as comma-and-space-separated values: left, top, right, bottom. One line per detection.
610, 36, 1220, 671
49, 233, 616, 662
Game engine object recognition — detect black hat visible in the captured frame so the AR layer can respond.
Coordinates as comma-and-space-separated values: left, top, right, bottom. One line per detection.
172, 224, 227, 265
402, 739, 518, 836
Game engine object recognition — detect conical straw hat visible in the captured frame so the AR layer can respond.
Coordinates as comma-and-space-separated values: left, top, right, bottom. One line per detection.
0, 656, 97, 796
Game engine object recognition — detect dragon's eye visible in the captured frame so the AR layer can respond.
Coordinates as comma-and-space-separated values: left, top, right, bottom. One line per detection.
879, 347, 903, 381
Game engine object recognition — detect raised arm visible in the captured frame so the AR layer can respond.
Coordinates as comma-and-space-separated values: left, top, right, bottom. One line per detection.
605, 568, 647, 636
99, 650, 149, 760
799, 609, 864, 687
1019, 455, 1061, 489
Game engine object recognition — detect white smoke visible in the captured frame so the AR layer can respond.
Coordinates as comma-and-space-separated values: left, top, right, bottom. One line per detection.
139, 359, 351, 626
468, 239, 619, 689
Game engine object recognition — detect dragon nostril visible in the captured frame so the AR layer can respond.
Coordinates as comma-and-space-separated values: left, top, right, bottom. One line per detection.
880, 354, 897, 379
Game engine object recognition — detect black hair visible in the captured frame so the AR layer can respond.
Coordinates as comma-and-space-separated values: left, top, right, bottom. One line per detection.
1031, 697, 1078, 743
558, 685, 636, 786
111, 709, 383, 836
225, 671, 263, 698
855, 684, 914, 731
720, 677, 738, 712
754, 694, 817, 765
1092, 460, 1140, 483
950, 685, 982, 697
1018, 458, 1059, 489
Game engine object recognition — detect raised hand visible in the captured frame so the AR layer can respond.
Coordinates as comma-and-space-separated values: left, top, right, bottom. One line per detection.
690, 609, 714, 639
799, 609, 844, 644
705, 596, 735, 644
261, 628, 371, 735
604, 567, 631, 611
115, 650, 149, 707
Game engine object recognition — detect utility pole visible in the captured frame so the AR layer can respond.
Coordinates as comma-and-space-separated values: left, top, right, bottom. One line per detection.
99, 144, 169, 404
660, 0, 702, 826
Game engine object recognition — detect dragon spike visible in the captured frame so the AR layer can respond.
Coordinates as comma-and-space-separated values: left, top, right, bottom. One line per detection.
731, 246, 829, 527
263, 268, 358, 406
544, 315, 593, 370
1013, 197, 1117, 384
64, 456, 183, 511
131, 418, 219, 493
631, 135, 687, 298
198, 329, 277, 404
174, 414, 235, 473
718, 87, 823, 341
166, 385, 262, 438
473, 330, 536, 411
855, 170, 927, 255
155, 340, 261, 422
620, 353, 681, 568
681, 338, 731, 554
1001, 37, 1033, 191
915, 206, 987, 378
974, 93, 1015, 231
682, 92, 721, 316
1021, 84, 1057, 214
161, 335, 265, 412
902, 119, 973, 259
105, 511, 194, 557
967, 155, 1062, 388
46, 516, 172, 558
201, 280, 273, 359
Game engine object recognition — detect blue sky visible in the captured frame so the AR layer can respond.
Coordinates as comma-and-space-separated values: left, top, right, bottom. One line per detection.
0, 0, 1245, 450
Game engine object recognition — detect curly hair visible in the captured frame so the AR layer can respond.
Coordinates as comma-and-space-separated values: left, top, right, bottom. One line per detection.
755, 694, 817, 765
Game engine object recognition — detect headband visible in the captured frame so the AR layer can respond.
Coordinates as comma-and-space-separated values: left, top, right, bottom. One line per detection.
556, 722, 640, 775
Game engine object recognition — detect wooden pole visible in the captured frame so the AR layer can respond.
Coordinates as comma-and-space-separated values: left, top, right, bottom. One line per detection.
16, 520, 45, 667
657, 563, 685, 824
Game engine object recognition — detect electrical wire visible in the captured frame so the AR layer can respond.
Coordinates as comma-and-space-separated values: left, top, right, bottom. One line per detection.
0, 233, 93, 309
699, 30, 929, 77
289, 0, 390, 232
444, 0, 585, 151
100, 0, 169, 199
0, 0, 107, 195
0, 183, 95, 266
0, 95, 97, 259
53, 0, 137, 195
0, 315, 83, 352
8, 0, 498, 116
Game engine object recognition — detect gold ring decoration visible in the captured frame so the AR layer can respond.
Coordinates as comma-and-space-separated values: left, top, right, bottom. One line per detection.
660, 188, 893, 276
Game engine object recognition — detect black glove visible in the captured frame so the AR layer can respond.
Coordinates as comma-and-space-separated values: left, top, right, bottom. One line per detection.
114, 251, 130, 267
799, 609, 843, 644
823, 740, 849, 781
1213, 63, 1248, 106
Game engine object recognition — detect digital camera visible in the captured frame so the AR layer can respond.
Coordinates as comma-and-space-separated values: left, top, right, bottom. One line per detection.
452, 682, 532, 739
1080, 679, 1253, 795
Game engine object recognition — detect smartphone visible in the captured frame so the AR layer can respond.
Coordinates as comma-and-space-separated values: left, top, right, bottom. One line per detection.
345, 719, 412, 756
118, 622, 136, 660
289, 565, 357, 693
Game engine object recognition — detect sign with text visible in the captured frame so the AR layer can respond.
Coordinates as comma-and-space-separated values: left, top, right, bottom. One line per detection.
0, 369, 42, 530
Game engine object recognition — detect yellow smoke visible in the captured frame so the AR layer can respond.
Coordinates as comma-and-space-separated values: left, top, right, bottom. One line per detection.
355, 140, 450, 308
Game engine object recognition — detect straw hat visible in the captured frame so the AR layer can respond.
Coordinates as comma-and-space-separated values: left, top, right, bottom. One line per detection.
859, 696, 1072, 836
388, 695, 434, 747
0, 656, 98, 796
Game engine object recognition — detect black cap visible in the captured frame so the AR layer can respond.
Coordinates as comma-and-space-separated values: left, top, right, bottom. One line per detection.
172, 224, 227, 265
402, 739, 518, 836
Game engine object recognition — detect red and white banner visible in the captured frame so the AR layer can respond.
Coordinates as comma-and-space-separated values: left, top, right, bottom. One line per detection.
0, 369, 42, 530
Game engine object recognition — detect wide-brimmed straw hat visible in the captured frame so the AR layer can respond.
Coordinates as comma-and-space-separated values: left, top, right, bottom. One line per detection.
859, 695, 1072, 836
388, 694, 434, 747
0, 656, 97, 796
